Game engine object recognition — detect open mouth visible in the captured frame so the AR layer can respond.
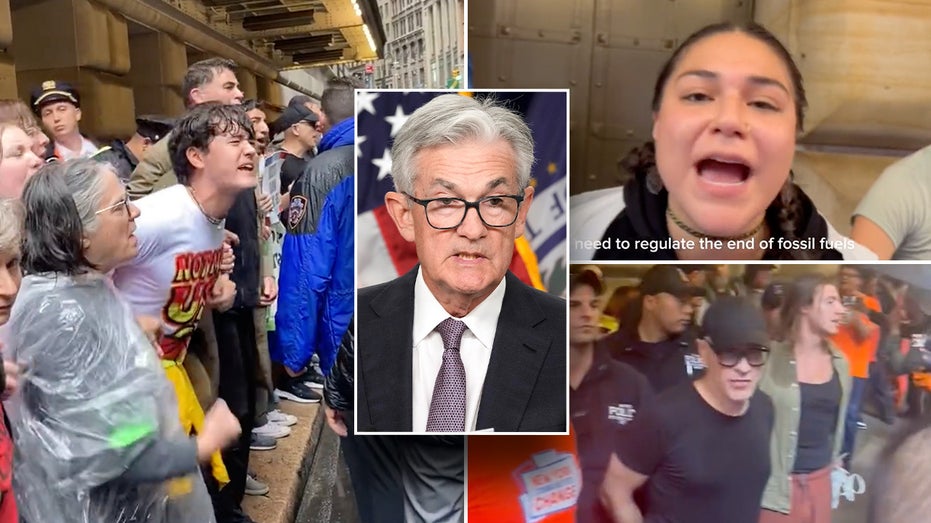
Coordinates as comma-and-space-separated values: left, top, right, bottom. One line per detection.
455, 252, 485, 261
696, 156, 751, 185
238, 163, 255, 172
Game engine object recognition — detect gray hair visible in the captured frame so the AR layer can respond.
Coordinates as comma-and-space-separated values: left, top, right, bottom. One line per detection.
66, 158, 111, 233
389, 94, 535, 194
0, 197, 23, 255
21, 158, 111, 275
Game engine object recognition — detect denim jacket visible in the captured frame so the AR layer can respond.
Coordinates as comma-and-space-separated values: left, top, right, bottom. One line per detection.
759, 340, 851, 514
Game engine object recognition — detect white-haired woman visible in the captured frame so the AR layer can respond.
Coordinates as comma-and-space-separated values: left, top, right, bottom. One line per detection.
3, 159, 240, 522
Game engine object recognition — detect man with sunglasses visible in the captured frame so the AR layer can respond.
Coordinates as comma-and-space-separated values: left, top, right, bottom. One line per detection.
273, 78, 356, 404
601, 297, 774, 523
355, 94, 566, 433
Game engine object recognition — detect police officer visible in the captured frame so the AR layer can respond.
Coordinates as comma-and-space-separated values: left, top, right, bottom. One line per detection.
569, 265, 653, 523
93, 116, 174, 183
598, 264, 705, 393
30, 81, 98, 161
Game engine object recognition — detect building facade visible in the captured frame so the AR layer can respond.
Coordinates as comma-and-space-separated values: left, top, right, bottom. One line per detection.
376, 0, 463, 88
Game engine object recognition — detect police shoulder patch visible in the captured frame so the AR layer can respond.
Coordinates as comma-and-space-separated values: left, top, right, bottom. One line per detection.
288, 195, 308, 230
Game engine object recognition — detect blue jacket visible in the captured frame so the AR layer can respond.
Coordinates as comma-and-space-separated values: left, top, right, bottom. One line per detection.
274, 172, 354, 375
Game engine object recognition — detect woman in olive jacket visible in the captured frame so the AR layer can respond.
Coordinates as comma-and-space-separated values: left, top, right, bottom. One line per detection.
759, 274, 852, 523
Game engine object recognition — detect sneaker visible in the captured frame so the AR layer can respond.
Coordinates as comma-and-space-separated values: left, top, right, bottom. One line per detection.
253, 421, 291, 439
250, 433, 277, 451
301, 371, 326, 390
245, 474, 269, 496
267, 409, 298, 427
275, 381, 322, 404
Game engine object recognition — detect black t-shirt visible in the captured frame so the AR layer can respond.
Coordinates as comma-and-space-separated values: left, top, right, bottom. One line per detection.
599, 329, 703, 394
571, 350, 654, 523
616, 382, 774, 523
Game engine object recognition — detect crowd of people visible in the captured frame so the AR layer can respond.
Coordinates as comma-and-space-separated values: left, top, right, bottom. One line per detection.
568, 263, 931, 522
0, 56, 358, 523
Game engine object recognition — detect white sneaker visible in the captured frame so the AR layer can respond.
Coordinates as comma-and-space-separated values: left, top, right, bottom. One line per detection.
245, 474, 269, 496
252, 421, 291, 439
267, 409, 298, 427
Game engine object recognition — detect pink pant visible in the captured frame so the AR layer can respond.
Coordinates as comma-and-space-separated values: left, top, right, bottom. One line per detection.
759, 464, 833, 523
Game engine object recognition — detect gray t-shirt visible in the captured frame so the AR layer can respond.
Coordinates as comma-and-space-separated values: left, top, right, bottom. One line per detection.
854, 144, 931, 260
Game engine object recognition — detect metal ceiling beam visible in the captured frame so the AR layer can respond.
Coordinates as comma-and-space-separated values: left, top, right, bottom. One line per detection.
273, 34, 334, 51
293, 49, 345, 62
202, 0, 265, 7
94, 0, 318, 97
227, 2, 317, 20
230, 3, 361, 38
242, 9, 315, 30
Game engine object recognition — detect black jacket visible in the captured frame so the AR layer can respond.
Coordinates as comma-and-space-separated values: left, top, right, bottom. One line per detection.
286, 144, 353, 234
357, 269, 567, 432
323, 322, 354, 413
593, 173, 844, 260
597, 327, 702, 394
225, 190, 261, 309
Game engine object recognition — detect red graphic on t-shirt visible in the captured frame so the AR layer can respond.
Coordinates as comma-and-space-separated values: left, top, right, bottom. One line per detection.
160, 249, 223, 360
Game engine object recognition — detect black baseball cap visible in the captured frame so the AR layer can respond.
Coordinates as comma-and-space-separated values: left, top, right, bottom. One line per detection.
639, 265, 704, 298
271, 104, 318, 135
702, 297, 770, 352
570, 265, 604, 295
31, 80, 80, 112
135, 115, 175, 142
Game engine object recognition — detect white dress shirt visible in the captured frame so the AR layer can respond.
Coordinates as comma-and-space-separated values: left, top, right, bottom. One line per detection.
411, 268, 505, 433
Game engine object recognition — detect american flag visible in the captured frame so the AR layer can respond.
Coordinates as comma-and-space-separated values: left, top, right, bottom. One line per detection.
355, 90, 568, 295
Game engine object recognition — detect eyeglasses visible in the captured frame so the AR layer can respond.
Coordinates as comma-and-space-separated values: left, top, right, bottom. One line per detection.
403, 193, 524, 230
714, 346, 770, 368
95, 195, 131, 215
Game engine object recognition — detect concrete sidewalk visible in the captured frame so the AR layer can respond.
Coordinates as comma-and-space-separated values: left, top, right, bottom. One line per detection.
242, 402, 359, 523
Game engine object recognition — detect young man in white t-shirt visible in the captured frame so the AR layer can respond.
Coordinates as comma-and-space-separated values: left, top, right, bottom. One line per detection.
112, 102, 259, 523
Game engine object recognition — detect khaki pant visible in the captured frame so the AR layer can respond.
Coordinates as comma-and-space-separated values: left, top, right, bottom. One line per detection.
253, 306, 275, 419
759, 464, 833, 523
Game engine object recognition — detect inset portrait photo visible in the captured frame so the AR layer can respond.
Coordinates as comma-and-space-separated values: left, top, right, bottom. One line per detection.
355, 90, 569, 434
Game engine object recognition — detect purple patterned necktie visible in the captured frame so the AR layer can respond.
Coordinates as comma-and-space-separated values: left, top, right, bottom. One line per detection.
426, 318, 467, 432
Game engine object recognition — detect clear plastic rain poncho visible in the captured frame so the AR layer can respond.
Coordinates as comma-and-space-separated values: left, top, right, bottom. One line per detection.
1, 272, 215, 523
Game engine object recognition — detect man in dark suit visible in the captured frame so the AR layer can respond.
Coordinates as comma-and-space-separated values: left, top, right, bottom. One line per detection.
356, 93, 567, 434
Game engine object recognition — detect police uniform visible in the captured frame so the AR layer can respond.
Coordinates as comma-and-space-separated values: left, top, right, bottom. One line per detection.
93, 116, 174, 183
29, 80, 98, 161
571, 348, 653, 523
597, 265, 706, 394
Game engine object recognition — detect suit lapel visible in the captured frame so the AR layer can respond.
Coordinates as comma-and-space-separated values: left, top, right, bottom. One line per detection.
360, 269, 417, 431
475, 273, 553, 431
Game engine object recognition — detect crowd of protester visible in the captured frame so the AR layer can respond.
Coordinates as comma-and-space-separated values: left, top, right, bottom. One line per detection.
569, 263, 931, 523
0, 56, 357, 523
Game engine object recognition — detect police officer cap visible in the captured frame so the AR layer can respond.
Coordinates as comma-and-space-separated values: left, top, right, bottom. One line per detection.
135, 115, 175, 142
31, 80, 80, 113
